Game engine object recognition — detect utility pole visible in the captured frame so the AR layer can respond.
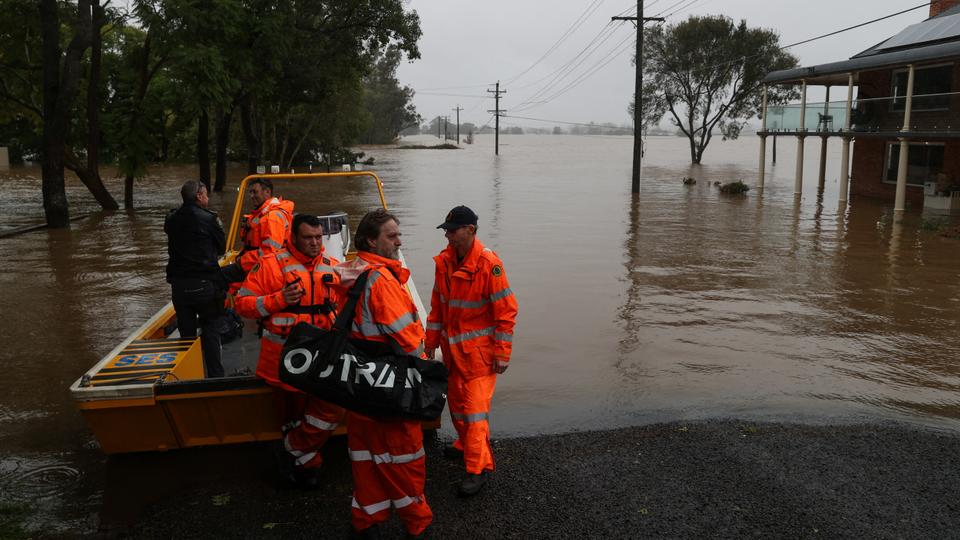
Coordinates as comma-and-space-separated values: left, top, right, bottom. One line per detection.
453, 105, 463, 144
488, 81, 506, 155
437, 115, 441, 139
443, 116, 450, 141
613, 1, 664, 194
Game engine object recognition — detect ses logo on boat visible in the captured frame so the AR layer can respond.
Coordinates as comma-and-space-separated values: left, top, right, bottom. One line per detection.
114, 352, 179, 367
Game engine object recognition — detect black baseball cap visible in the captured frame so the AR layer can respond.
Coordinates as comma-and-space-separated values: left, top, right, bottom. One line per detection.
437, 205, 478, 230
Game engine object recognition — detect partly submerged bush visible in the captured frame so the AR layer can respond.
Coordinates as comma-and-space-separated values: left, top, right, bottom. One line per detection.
921, 216, 950, 231
719, 180, 750, 194
399, 143, 459, 150
682, 177, 697, 185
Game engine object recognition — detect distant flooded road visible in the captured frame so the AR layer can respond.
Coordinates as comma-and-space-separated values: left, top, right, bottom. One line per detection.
2, 133, 959, 532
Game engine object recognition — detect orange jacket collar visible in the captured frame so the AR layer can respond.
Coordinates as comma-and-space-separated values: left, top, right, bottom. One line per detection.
438, 238, 484, 274
287, 242, 325, 267
358, 251, 409, 284
255, 196, 281, 216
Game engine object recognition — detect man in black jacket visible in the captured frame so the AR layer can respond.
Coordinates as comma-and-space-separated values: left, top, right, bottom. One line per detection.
165, 181, 227, 377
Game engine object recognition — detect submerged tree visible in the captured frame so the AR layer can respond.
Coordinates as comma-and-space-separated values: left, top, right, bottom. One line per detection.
5, 0, 120, 226
641, 15, 799, 164
360, 46, 420, 144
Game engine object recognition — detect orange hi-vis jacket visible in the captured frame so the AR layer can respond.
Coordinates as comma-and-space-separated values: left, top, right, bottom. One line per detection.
238, 197, 294, 272
425, 239, 517, 379
340, 251, 426, 356
338, 251, 433, 536
235, 243, 340, 391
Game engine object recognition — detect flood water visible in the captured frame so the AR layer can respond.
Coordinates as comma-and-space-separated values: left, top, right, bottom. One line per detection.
2, 133, 960, 533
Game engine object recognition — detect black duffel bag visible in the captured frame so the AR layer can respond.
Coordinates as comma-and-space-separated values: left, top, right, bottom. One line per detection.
278, 270, 447, 420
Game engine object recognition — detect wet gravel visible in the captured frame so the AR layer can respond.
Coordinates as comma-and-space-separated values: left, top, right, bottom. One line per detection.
113, 420, 960, 539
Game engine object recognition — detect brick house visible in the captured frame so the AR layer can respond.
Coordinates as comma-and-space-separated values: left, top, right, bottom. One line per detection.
760, 0, 960, 212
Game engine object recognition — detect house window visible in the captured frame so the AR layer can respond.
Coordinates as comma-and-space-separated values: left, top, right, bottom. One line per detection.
891, 64, 952, 111
883, 142, 945, 186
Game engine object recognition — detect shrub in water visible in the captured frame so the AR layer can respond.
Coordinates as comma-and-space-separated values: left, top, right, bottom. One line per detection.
719, 180, 750, 194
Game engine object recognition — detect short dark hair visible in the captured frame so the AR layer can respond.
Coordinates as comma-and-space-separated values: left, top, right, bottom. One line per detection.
249, 178, 273, 193
180, 180, 205, 203
355, 208, 398, 253
292, 213, 322, 237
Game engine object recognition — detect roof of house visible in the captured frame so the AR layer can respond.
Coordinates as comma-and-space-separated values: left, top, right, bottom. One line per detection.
765, 5, 960, 85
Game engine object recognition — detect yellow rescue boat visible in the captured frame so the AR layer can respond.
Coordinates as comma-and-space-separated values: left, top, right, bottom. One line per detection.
70, 172, 438, 454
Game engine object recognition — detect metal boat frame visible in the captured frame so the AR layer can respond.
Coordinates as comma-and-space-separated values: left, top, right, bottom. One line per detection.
70, 172, 437, 454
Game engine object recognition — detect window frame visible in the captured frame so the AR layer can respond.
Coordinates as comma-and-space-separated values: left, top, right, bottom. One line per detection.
890, 63, 954, 112
883, 141, 945, 187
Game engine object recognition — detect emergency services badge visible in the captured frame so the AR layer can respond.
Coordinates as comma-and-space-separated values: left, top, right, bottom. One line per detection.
492, 265, 502, 277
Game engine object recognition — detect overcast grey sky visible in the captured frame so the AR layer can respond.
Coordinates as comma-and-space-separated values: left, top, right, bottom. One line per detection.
396, 0, 932, 129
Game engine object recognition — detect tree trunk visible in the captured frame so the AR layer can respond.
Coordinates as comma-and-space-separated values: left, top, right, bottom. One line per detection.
124, 174, 134, 209
64, 151, 117, 209
123, 36, 154, 210
40, 0, 93, 226
159, 111, 170, 161
198, 109, 211, 191
40, 0, 69, 227
80, 1, 119, 210
214, 108, 233, 192
241, 97, 260, 174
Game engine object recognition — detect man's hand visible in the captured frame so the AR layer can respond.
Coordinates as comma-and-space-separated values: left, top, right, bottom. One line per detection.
282, 282, 304, 305
425, 347, 437, 360
494, 359, 509, 374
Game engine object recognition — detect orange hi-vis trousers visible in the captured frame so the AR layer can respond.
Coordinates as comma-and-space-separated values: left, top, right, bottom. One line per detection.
347, 412, 432, 536
273, 387, 344, 469
448, 373, 497, 474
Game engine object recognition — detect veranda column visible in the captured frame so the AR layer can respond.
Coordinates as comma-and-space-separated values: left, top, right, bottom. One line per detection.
759, 85, 768, 188
795, 80, 808, 196
818, 85, 831, 189
839, 73, 854, 204
894, 65, 915, 215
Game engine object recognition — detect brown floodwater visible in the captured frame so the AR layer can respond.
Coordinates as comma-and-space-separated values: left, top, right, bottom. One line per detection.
1, 133, 959, 533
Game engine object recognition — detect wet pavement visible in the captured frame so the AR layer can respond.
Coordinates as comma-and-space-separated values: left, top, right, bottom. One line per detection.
120, 419, 960, 539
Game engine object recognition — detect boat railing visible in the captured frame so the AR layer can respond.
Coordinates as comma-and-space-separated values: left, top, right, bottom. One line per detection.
225, 171, 388, 250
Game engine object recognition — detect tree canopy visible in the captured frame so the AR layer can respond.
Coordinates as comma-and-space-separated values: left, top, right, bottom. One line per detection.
639, 15, 799, 164
0, 0, 423, 224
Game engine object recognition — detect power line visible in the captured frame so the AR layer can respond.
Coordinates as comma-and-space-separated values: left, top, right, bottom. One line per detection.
417, 83, 492, 91
511, 20, 625, 93
515, 33, 635, 112
662, 0, 709, 19
416, 91, 490, 98
505, 0, 607, 85
781, 2, 930, 50
667, 1, 932, 76
649, 0, 693, 18
504, 114, 630, 128
513, 22, 631, 110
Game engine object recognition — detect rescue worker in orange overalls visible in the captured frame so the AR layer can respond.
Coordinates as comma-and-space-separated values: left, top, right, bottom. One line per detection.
235, 213, 345, 487
223, 178, 295, 286
425, 205, 518, 497
335, 208, 432, 539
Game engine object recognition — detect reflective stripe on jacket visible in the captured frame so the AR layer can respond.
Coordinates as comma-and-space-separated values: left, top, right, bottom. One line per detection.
239, 197, 294, 271
235, 244, 340, 388
341, 252, 425, 357
425, 239, 517, 379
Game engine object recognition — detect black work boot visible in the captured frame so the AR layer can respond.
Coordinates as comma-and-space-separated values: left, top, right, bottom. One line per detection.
406, 526, 429, 539
293, 467, 321, 489
442, 443, 464, 460
458, 470, 490, 497
349, 524, 382, 540
271, 442, 298, 488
